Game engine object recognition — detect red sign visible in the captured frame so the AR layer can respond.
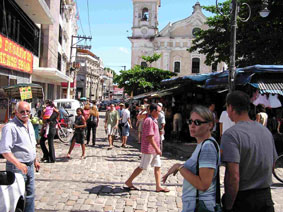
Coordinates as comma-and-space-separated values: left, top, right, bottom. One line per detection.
113, 87, 124, 95
0, 34, 33, 74
61, 82, 75, 88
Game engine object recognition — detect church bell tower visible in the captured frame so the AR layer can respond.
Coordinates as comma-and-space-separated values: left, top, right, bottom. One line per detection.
131, 0, 160, 38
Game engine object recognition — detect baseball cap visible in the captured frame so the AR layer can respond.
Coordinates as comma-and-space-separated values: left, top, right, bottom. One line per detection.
157, 103, 163, 107
119, 103, 124, 106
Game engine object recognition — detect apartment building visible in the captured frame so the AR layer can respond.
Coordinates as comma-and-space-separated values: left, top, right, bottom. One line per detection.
32, 0, 78, 100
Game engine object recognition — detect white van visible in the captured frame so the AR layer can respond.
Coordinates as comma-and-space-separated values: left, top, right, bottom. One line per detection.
53, 99, 81, 123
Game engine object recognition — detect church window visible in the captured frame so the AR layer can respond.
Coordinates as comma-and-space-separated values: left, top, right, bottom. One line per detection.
192, 58, 200, 73
192, 27, 201, 38
141, 8, 149, 21
174, 62, 180, 73
141, 62, 147, 68
212, 62, 217, 72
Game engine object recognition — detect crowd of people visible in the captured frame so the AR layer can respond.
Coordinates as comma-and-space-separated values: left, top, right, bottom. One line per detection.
0, 90, 280, 212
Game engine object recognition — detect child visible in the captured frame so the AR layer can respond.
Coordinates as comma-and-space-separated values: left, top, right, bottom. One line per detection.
42, 100, 55, 138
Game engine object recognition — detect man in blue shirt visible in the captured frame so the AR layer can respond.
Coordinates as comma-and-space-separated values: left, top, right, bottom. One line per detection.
0, 101, 40, 212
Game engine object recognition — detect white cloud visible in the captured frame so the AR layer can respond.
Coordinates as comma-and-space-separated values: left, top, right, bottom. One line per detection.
119, 47, 130, 54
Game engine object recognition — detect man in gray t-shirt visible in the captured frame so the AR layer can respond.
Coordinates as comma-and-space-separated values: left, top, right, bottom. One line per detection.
221, 91, 277, 212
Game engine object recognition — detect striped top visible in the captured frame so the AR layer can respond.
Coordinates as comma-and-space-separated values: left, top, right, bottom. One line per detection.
141, 116, 160, 154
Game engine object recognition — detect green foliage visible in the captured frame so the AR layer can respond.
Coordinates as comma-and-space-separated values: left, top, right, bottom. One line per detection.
141, 53, 162, 66
189, 0, 283, 67
113, 65, 176, 96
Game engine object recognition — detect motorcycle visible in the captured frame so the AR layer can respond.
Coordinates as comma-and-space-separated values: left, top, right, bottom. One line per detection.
56, 114, 74, 143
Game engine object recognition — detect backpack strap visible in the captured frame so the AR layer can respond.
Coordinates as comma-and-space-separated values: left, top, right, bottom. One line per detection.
196, 138, 220, 205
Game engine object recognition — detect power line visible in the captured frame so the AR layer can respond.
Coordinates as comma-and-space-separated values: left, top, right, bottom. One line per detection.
76, 1, 85, 35
86, 0, 92, 37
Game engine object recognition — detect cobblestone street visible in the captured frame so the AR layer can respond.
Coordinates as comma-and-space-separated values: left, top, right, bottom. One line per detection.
1, 112, 283, 211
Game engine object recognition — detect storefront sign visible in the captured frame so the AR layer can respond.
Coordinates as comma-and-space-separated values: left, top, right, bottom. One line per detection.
0, 34, 33, 74
19, 86, 32, 100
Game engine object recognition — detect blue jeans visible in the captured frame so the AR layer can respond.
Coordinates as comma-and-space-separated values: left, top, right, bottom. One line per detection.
6, 162, 35, 212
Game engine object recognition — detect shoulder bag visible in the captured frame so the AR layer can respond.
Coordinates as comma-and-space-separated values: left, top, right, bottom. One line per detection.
195, 139, 222, 212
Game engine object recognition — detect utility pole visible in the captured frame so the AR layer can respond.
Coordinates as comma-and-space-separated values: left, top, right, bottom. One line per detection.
68, 35, 92, 99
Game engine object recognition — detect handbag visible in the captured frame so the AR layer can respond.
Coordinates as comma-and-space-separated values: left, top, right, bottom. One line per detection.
195, 139, 222, 212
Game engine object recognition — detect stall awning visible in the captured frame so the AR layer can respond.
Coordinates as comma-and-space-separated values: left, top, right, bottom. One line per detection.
150, 85, 184, 98
249, 82, 283, 95
3, 83, 44, 99
33, 67, 73, 82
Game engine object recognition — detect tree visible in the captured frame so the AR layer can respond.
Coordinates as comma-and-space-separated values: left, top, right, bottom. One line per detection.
141, 53, 162, 67
189, 0, 283, 67
113, 63, 176, 96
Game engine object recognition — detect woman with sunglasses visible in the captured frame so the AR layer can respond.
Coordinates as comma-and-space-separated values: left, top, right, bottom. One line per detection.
162, 105, 220, 212
67, 108, 87, 159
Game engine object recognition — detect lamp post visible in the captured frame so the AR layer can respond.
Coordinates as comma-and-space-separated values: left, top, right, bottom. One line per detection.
217, 0, 270, 92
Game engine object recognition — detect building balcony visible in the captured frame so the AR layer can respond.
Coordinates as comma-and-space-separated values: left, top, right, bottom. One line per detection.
15, 0, 53, 24
33, 67, 72, 82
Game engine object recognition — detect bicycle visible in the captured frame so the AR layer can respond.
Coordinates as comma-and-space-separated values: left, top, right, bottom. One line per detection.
273, 152, 283, 183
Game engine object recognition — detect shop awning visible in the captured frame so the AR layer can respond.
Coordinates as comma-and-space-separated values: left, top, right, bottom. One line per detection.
150, 85, 184, 98
249, 82, 283, 95
33, 67, 73, 82
3, 83, 44, 99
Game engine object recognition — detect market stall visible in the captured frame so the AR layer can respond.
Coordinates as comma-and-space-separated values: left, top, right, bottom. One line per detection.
1, 83, 44, 122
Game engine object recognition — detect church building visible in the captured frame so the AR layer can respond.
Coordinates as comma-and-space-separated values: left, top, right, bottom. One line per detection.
129, 0, 226, 76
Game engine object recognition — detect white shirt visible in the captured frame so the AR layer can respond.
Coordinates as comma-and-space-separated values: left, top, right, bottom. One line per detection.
122, 108, 130, 123
219, 110, 235, 134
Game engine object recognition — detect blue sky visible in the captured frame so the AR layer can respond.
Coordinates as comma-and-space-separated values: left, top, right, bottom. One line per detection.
75, 0, 215, 74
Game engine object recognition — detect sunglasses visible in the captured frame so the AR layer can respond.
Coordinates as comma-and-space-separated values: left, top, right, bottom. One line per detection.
187, 119, 208, 126
19, 110, 31, 115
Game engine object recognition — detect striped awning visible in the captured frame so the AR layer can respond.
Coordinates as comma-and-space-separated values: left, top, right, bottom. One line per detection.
250, 82, 283, 95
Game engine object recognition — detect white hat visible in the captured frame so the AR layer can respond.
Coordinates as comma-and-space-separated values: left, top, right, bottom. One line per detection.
157, 103, 163, 107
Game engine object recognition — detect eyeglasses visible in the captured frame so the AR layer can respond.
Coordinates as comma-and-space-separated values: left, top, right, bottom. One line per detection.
187, 119, 208, 126
19, 110, 31, 115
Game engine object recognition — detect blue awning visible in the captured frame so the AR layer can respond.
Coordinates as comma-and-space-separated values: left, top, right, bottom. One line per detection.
249, 82, 283, 95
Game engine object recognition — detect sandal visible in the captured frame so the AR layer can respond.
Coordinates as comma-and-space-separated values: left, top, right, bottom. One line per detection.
156, 188, 170, 193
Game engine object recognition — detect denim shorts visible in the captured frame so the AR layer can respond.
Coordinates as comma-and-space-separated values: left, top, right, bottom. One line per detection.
122, 125, 130, 136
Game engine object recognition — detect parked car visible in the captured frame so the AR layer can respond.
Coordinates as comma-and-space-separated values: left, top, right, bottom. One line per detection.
98, 100, 110, 111
0, 170, 25, 212
53, 99, 81, 124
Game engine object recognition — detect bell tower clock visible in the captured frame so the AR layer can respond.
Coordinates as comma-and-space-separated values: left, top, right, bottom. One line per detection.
132, 0, 160, 38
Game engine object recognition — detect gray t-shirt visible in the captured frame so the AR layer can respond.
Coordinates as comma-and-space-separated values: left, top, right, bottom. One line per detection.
221, 121, 278, 191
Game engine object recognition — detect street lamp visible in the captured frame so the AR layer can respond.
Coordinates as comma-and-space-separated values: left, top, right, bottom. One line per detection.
216, 0, 270, 92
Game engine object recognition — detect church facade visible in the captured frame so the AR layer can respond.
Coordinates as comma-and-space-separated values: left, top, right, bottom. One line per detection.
129, 0, 226, 76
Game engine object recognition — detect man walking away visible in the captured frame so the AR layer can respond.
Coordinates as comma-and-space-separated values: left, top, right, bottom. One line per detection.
121, 103, 132, 148
221, 91, 277, 212
124, 103, 169, 192
0, 101, 40, 212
